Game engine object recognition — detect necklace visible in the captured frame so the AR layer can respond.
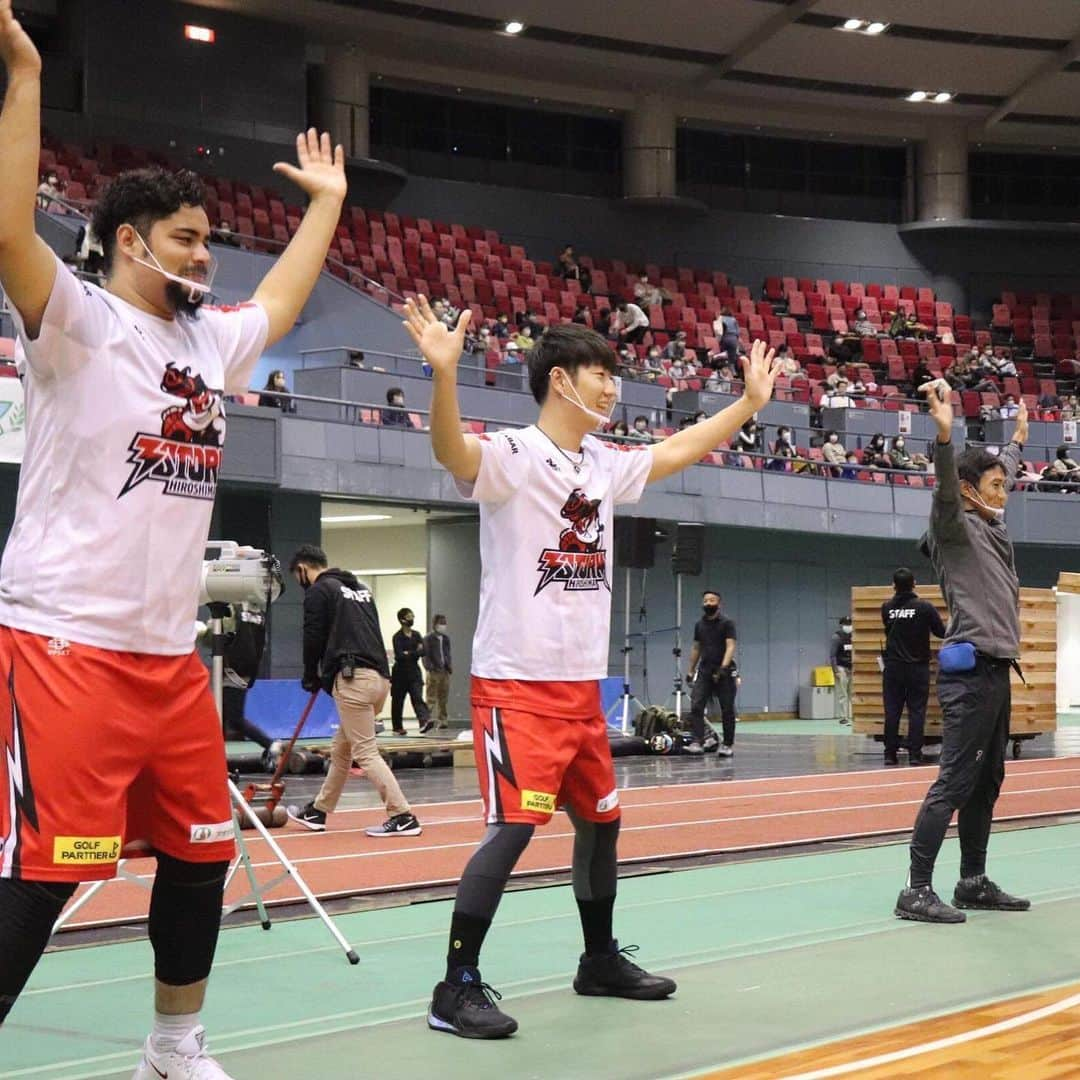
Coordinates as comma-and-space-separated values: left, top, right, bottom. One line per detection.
538, 426, 585, 473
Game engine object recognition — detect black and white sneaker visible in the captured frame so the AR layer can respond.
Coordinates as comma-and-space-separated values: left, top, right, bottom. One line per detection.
716, 744, 734, 758
953, 875, 1031, 912
894, 885, 966, 924
419, 718, 436, 735
286, 802, 326, 832
365, 812, 422, 837
573, 942, 676, 1000
428, 967, 518, 1039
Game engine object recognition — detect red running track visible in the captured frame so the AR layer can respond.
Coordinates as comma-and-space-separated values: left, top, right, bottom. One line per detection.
57, 757, 1080, 930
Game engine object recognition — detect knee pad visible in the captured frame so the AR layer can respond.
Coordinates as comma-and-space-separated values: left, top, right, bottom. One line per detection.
0, 878, 77, 1023
148, 855, 228, 987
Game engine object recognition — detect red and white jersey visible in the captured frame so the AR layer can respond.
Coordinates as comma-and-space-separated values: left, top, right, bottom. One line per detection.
0, 254, 268, 654
457, 425, 652, 681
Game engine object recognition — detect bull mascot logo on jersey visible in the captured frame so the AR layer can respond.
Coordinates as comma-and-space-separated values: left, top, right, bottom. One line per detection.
159, 362, 226, 447
535, 488, 609, 595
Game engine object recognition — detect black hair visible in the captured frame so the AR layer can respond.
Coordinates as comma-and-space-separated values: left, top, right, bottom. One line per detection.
397, 607, 414, 621
826, 429, 839, 439
616, 300, 628, 311
386, 386, 403, 404
1058, 444, 1072, 459
92, 167, 206, 274
612, 419, 629, 434
527, 323, 616, 405
432, 613, 446, 625
288, 544, 327, 572
263, 369, 286, 389
893, 567, 915, 593
956, 447, 1007, 488
634, 414, 649, 425
702, 589, 722, 601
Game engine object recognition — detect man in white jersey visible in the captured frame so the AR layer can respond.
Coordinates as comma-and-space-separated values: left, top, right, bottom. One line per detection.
0, 6, 347, 1077
401, 297, 780, 1038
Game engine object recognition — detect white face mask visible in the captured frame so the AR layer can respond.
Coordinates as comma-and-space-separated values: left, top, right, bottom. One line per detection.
553, 368, 615, 428
841, 624, 852, 634
130, 228, 217, 303
435, 624, 447, 634
965, 489, 1006, 522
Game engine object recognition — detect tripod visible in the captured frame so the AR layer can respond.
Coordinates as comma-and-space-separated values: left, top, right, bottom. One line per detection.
668, 571, 687, 721
53, 613, 359, 964
606, 567, 649, 734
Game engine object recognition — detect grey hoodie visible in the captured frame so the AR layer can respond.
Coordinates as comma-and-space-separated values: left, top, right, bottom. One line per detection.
921, 440, 1021, 659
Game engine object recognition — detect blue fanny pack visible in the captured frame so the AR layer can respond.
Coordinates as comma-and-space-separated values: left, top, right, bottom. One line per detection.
938, 641, 977, 673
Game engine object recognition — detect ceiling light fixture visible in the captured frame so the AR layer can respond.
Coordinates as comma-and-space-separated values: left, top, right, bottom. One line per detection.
842, 18, 863, 30
839, 19, 890, 35
504, 20, 524, 34
865, 21, 889, 34
933, 91, 953, 103
906, 91, 928, 102
320, 513, 394, 524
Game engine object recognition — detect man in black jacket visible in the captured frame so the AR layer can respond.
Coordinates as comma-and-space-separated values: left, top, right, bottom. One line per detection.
881, 567, 946, 767
285, 546, 422, 838
392, 607, 432, 734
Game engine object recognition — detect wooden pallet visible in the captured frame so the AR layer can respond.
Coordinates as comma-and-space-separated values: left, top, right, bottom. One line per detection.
851, 584, 1057, 748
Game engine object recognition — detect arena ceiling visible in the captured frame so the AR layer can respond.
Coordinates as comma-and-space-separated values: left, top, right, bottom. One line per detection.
190, 0, 1080, 148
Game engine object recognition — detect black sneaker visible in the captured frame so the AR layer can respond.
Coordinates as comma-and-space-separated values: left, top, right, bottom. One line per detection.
908, 753, 932, 766
365, 812, 422, 837
573, 942, 676, 1000
428, 967, 518, 1039
286, 802, 326, 832
884, 751, 899, 766
953, 875, 1031, 912
894, 885, 966, 924
683, 740, 704, 756
419, 719, 436, 735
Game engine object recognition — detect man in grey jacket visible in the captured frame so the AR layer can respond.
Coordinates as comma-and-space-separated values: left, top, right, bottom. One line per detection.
895, 383, 1031, 924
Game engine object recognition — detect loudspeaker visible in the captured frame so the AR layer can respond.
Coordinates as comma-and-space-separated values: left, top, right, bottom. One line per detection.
614, 517, 657, 569
672, 522, 704, 576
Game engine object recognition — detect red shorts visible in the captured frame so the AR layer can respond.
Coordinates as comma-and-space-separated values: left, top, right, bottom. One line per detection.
0, 626, 235, 882
471, 677, 620, 826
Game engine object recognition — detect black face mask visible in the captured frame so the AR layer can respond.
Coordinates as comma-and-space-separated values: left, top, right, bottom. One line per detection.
402, 618, 413, 628
703, 604, 719, 617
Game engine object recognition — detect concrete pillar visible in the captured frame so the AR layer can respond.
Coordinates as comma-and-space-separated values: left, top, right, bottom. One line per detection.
916, 120, 969, 222
623, 95, 676, 200
323, 46, 370, 160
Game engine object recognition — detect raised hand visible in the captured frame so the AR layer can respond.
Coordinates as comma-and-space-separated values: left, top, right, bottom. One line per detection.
402, 296, 472, 376
0, 0, 40, 76
1013, 397, 1029, 445
918, 378, 953, 436
740, 338, 781, 410
273, 129, 346, 205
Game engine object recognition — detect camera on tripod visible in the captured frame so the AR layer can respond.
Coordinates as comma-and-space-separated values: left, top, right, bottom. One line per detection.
200, 541, 284, 611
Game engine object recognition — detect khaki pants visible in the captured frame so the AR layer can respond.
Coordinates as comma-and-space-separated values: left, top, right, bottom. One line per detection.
834, 667, 852, 722
426, 669, 451, 725
314, 670, 410, 817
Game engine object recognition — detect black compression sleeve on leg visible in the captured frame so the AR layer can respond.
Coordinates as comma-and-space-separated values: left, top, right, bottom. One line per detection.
0, 879, 76, 1024
447, 823, 533, 975
148, 855, 228, 987
567, 811, 621, 955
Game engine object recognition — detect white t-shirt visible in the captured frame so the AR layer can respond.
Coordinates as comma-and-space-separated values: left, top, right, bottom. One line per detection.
0, 255, 269, 654
457, 425, 652, 681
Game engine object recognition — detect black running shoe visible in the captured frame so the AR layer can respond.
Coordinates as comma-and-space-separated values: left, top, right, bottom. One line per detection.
365, 812, 422, 837
953, 875, 1031, 912
894, 885, 966, 924
286, 802, 326, 832
419, 719, 436, 735
428, 967, 518, 1039
908, 753, 932, 766
573, 942, 677, 1000
884, 752, 899, 767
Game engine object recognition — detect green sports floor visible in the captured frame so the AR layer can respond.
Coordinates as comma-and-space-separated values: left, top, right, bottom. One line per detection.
7, 822, 1080, 1080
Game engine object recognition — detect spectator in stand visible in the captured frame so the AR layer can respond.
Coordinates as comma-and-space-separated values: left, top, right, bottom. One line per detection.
840, 451, 860, 481
610, 419, 630, 438
1046, 444, 1080, 490
888, 309, 907, 338
978, 344, 997, 372
642, 344, 664, 375
504, 341, 523, 364
705, 363, 734, 393
911, 359, 934, 393
555, 244, 578, 279
613, 299, 649, 344
999, 395, 1019, 420
823, 378, 855, 409
945, 354, 969, 392
852, 308, 876, 337
765, 425, 797, 471
864, 433, 891, 469
991, 352, 1018, 379
381, 386, 414, 428
715, 306, 741, 367
628, 415, 655, 443
212, 220, 239, 247
890, 435, 928, 471
775, 344, 800, 378
829, 336, 854, 367
518, 309, 544, 338
826, 362, 850, 390
668, 356, 698, 382
462, 324, 485, 356
513, 325, 536, 352
735, 418, 761, 458
692, 410, 707, 425
258, 369, 295, 412
432, 299, 457, 328
1038, 389, 1061, 414
822, 430, 847, 474
1063, 394, 1080, 420
492, 312, 511, 340
35, 169, 64, 211
663, 329, 689, 363
593, 306, 612, 338
572, 304, 590, 325
634, 274, 664, 308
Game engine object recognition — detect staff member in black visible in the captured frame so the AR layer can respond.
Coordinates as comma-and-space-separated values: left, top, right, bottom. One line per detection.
881, 567, 945, 767
895, 384, 1031, 924
687, 590, 738, 757
830, 616, 853, 724
391, 607, 431, 734
286, 546, 422, 837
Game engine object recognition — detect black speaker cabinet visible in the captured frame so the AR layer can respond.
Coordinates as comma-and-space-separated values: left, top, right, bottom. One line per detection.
672, 522, 704, 576
614, 517, 657, 569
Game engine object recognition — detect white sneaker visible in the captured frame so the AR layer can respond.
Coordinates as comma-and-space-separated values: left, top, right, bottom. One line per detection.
132, 1025, 234, 1080
717, 744, 734, 758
